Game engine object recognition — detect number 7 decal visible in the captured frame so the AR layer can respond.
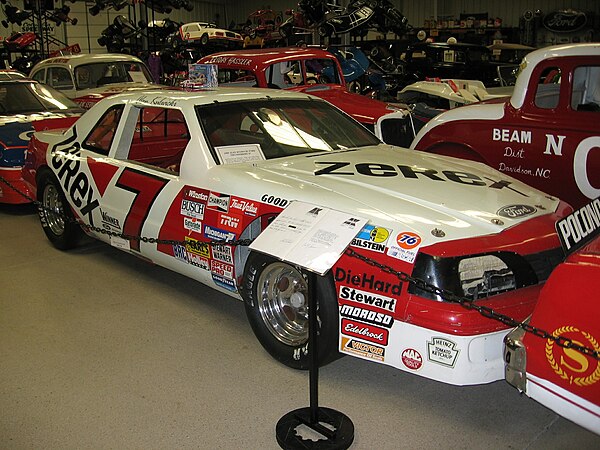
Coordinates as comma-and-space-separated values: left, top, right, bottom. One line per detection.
116, 167, 169, 252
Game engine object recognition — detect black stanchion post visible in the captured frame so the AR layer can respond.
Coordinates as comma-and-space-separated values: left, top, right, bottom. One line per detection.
275, 273, 354, 450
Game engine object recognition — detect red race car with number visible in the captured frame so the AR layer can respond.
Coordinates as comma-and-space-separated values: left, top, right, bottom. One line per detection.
23, 87, 570, 385
0, 77, 83, 204
505, 200, 600, 434
411, 43, 600, 210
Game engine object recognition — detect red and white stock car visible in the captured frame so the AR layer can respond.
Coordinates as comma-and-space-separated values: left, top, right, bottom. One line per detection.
412, 43, 600, 209
23, 87, 571, 385
505, 200, 600, 434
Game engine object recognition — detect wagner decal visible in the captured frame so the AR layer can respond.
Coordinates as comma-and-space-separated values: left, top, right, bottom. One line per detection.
341, 318, 389, 345
351, 224, 391, 253
546, 326, 600, 386
401, 348, 423, 370
211, 244, 233, 264
100, 208, 120, 230
341, 336, 385, 362
334, 268, 402, 297
497, 204, 537, 219
208, 192, 230, 212
427, 337, 460, 368
184, 236, 210, 258
556, 198, 600, 253
340, 304, 394, 327
387, 231, 421, 263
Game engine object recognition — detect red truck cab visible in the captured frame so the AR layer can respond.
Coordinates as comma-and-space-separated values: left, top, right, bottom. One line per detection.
412, 43, 600, 209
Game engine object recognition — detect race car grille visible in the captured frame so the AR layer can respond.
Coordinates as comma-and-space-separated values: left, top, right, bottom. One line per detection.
408, 247, 565, 302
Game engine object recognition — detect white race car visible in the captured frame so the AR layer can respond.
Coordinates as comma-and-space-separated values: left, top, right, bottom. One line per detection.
179, 22, 243, 47
23, 87, 570, 385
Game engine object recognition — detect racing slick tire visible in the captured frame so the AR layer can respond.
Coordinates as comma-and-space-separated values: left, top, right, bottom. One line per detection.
242, 252, 341, 370
37, 169, 82, 250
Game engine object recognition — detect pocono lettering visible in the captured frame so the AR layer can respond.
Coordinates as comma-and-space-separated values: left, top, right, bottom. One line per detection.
556, 198, 600, 251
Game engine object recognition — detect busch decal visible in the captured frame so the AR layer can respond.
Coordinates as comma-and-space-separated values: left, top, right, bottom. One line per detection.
181, 199, 205, 219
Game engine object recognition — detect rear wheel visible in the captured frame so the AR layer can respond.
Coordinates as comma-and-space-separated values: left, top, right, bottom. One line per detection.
37, 170, 82, 250
242, 252, 340, 369
200, 33, 209, 45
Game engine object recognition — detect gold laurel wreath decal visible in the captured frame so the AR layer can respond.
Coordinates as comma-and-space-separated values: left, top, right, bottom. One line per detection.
546, 326, 600, 386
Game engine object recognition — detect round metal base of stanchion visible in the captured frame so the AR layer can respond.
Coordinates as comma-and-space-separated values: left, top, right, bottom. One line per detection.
276, 406, 354, 450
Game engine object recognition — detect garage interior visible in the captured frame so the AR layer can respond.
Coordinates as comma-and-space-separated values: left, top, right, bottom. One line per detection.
1, 0, 600, 448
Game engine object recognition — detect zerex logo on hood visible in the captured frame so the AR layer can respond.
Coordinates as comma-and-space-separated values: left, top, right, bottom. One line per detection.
314, 162, 529, 195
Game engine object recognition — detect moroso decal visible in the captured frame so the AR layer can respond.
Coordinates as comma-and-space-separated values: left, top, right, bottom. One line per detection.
427, 337, 460, 368
314, 162, 530, 196
545, 326, 600, 387
341, 336, 385, 361
341, 318, 389, 345
334, 267, 402, 296
351, 224, 390, 253
340, 304, 394, 327
401, 348, 423, 370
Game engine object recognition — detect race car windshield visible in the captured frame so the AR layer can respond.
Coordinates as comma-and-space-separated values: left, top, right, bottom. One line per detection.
0, 82, 81, 114
197, 98, 380, 161
74, 61, 153, 89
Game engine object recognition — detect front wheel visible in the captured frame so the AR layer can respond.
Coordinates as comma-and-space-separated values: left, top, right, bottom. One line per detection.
37, 169, 82, 250
241, 252, 340, 369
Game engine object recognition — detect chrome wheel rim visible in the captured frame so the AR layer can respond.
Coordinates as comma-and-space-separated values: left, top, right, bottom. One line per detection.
257, 262, 309, 346
42, 183, 66, 236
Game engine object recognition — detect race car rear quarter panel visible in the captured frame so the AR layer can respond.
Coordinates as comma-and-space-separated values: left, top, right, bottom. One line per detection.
523, 241, 600, 418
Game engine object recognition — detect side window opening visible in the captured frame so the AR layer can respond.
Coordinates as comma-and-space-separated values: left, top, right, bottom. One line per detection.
572, 66, 600, 112
83, 105, 124, 155
48, 67, 74, 90
534, 66, 561, 109
126, 107, 189, 173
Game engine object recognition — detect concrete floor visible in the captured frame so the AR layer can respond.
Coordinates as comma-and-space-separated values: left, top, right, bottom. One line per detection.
2, 203, 600, 450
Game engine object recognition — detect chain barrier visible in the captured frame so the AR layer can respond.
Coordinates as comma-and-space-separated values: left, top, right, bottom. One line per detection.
2, 174, 598, 360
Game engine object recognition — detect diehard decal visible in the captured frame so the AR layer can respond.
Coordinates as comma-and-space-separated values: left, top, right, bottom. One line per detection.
341, 336, 385, 362
545, 326, 600, 387
334, 268, 402, 297
427, 337, 460, 368
401, 348, 423, 370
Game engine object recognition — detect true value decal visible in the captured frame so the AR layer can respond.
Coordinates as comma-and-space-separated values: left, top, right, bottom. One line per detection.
50, 135, 99, 224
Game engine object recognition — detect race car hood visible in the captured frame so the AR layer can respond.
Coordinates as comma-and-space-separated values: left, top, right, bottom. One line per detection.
73, 83, 160, 108
237, 145, 559, 244
287, 84, 405, 124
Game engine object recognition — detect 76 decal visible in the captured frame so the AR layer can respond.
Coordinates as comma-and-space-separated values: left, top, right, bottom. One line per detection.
387, 231, 422, 263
